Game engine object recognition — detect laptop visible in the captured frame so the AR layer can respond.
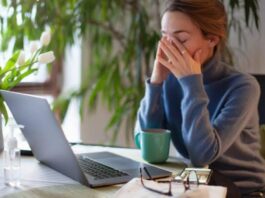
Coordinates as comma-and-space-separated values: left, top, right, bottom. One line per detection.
0, 90, 172, 187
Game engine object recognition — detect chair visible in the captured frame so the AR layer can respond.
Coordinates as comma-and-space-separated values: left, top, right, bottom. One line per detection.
252, 74, 265, 159
252, 74, 265, 125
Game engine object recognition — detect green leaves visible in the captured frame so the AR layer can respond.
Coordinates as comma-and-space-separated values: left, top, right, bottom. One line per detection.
52, 96, 71, 121
0, 51, 20, 79
244, 0, 259, 30
0, 31, 54, 124
0, 49, 38, 123
0, 50, 38, 90
0, 96, 8, 125
224, 0, 260, 33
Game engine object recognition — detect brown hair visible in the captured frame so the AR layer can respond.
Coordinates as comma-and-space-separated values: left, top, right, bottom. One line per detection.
163, 0, 227, 55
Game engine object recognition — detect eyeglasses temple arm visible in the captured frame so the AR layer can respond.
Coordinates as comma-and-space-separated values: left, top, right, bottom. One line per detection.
143, 167, 153, 180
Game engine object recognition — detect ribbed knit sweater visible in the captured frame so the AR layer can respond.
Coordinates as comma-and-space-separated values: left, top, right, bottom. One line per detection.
136, 56, 265, 194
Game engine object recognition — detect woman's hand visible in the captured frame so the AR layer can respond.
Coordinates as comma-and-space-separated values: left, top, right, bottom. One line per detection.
157, 36, 202, 79
150, 41, 170, 84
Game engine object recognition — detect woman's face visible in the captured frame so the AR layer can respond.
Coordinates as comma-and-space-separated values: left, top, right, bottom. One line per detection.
161, 11, 218, 64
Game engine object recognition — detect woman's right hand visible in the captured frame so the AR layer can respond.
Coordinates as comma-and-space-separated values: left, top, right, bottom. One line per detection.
150, 40, 170, 84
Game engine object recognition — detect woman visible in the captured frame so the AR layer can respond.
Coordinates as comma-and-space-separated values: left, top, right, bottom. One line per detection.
136, 0, 265, 197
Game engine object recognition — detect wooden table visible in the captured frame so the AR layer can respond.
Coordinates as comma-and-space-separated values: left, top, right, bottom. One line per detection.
0, 145, 186, 198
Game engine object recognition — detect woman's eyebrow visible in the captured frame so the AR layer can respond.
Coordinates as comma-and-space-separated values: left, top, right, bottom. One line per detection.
161, 30, 190, 34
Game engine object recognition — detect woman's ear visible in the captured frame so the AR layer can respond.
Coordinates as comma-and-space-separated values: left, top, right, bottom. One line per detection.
207, 35, 220, 48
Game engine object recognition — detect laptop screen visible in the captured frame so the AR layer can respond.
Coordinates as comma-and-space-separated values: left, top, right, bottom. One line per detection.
0, 90, 88, 185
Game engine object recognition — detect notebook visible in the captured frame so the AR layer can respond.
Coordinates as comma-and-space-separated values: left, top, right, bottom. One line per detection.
0, 90, 172, 187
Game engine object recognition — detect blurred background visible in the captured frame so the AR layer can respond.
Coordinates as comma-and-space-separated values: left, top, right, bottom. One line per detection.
0, 0, 263, 149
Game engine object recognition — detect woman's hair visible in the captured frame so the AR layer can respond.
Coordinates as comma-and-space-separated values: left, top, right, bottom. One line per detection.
163, 0, 227, 55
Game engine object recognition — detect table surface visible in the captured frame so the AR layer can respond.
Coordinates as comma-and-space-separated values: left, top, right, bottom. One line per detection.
0, 145, 186, 198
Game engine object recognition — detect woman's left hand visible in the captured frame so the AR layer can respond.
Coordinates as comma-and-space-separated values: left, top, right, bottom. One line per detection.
157, 36, 202, 78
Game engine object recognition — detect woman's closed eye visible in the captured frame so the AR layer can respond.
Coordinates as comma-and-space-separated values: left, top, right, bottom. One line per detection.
174, 35, 189, 44
178, 38, 187, 44
173, 32, 190, 44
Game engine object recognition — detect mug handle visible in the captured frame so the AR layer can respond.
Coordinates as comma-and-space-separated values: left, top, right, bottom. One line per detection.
134, 133, 141, 149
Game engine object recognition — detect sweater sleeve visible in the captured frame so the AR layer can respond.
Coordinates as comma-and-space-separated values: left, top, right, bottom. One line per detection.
135, 79, 166, 132
178, 74, 260, 167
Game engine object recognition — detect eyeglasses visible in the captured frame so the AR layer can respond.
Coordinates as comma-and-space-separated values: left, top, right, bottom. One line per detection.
140, 167, 199, 196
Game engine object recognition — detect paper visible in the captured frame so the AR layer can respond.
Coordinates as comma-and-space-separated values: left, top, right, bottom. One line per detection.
115, 178, 227, 198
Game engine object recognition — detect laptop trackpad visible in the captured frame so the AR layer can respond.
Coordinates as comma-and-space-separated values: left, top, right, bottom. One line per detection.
86, 151, 140, 170
82, 152, 171, 179
97, 156, 140, 170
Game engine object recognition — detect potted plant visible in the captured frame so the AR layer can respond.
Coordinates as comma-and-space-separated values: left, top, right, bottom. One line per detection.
0, 30, 55, 152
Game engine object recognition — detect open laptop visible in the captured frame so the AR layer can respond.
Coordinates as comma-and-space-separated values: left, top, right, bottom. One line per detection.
0, 90, 172, 187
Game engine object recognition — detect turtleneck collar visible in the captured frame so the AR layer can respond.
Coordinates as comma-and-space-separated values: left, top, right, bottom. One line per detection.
202, 54, 225, 85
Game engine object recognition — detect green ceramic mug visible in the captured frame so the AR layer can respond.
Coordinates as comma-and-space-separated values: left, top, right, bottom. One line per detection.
135, 129, 171, 163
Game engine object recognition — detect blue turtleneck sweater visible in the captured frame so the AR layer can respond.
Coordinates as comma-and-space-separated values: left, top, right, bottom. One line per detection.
136, 56, 265, 194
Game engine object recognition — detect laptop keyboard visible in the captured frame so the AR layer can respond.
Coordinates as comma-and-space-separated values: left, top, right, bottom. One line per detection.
78, 157, 129, 180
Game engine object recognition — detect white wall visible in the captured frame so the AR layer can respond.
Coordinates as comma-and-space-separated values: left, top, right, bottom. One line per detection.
80, 37, 134, 147
229, 1, 265, 73
60, 40, 82, 142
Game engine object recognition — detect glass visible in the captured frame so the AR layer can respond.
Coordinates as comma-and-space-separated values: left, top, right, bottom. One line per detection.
140, 167, 199, 196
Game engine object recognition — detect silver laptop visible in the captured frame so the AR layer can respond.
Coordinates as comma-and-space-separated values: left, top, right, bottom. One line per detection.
0, 90, 172, 187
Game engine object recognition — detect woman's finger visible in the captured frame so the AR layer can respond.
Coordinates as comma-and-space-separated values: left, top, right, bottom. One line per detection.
169, 37, 187, 55
157, 55, 174, 71
163, 38, 184, 64
157, 55, 185, 76
169, 36, 202, 71
156, 42, 162, 57
169, 36, 193, 67
159, 39, 177, 63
